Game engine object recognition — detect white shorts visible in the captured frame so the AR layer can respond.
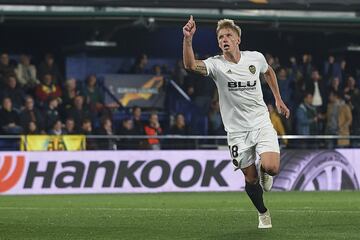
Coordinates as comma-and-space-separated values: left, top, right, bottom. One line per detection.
227, 125, 280, 170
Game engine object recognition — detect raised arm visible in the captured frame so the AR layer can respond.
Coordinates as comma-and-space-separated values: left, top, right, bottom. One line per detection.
182, 16, 207, 76
263, 66, 290, 119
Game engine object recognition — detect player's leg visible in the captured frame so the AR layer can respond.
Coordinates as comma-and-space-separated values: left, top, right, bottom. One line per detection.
256, 126, 280, 191
242, 164, 267, 214
241, 164, 272, 229
259, 151, 280, 176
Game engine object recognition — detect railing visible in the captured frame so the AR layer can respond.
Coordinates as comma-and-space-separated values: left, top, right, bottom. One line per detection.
1, 135, 360, 151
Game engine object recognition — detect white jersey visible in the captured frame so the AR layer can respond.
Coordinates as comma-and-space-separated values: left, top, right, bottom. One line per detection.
203, 51, 272, 133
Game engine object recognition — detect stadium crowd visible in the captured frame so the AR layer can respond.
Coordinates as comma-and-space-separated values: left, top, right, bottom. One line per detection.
0, 51, 359, 149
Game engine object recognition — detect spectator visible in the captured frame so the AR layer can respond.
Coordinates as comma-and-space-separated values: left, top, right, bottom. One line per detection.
0, 53, 15, 86
95, 116, 116, 150
37, 53, 63, 85
350, 88, 360, 146
35, 73, 62, 107
277, 68, 293, 109
306, 69, 326, 110
300, 53, 313, 82
117, 118, 137, 149
80, 118, 96, 150
144, 112, 162, 150
343, 75, 357, 96
61, 78, 79, 112
80, 118, 93, 135
172, 60, 188, 88
208, 100, 225, 135
325, 91, 341, 148
130, 53, 148, 74
81, 75, 104, 116
24, 121, 40, 135
66, 95, 91, 131
296, 92, 318, 135
152, 65, 162, 76
323, 55, 341, 85
338, 95, 352, 147
44, 97, 60, 131
168, 113, 192, 149
265, 53, 280, 72
20, 96, 44, 132
14, 54, 39, 91
329, 77, 341, 93
63, 117, 76, 135
48, 119, 63, 135
132, 106, 145, 135
340, 59, 348, 83
0, 97, 22, 134
1, 75, 26, 111
306, 69, 326, 132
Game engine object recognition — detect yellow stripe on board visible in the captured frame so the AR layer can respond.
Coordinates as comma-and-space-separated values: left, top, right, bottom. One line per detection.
249, 0, 268, 4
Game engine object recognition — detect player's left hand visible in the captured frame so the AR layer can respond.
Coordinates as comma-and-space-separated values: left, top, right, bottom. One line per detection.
275, 99, 290, 119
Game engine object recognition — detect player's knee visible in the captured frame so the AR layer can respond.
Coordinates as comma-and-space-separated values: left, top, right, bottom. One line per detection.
264, 165, 279, 176
245, 176, 259, 185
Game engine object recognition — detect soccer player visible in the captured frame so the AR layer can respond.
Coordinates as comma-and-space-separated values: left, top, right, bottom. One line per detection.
182, 16, 290, 229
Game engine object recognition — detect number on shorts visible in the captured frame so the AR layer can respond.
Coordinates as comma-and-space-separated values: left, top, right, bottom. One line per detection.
229, 145, 239, 158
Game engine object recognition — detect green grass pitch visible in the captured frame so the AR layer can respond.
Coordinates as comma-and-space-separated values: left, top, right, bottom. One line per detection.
0, 191, 359, 239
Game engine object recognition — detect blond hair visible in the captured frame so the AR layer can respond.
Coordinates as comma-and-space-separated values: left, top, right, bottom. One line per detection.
216, 19, 241, 38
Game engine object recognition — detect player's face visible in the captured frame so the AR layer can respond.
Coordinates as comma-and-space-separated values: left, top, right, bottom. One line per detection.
217, 28, 240, 54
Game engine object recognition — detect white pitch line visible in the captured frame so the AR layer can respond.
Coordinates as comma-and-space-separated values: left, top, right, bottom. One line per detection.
0, 207, 359, 214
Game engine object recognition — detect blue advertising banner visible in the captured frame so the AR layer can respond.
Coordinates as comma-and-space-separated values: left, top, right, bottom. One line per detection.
104, 74, 165, 109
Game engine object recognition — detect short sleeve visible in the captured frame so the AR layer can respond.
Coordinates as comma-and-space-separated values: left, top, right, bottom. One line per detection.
203, 57, 217, 79
258, 52, 269, 74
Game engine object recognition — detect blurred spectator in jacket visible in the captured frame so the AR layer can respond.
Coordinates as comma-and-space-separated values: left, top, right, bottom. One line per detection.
44, 97, 60, 131
0, 97, 22, 134
81, 74, 104, 116
325, 91, 341, 148
0, 75, 26, 111
338, 95, 352, 147
323, 55, 342, 85
306, 69, 326, 110
117, 117, 138, 149
277, 68, 293, 108
14, 54, 39, 91
343, 75, 357, 96
152, 65, 162, 76
38, 53, 63, 85
35, 73, 62, 108
48, 119, 64, 135
66, 95, 91, 132
24, 121, 40, 135
80, 118, 96, 150
63, 117, 76, 135
130, 53, 148, 74
172, 60, 188, 88
168, 113, 192, 149
20, 96, 44, 133
208, 100, 226, 135
300, 53, 313, 82
328, 77, 341, 93
306, 69, 326, 132
340, 59, 348, 84
95, 116, 116, 150
132, 106, 145, 135
296, 92, 318, 135
62, 78, 79, 112
0, 53, 15, 86
349, 88, 360, 147
144, 112, 162, 150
